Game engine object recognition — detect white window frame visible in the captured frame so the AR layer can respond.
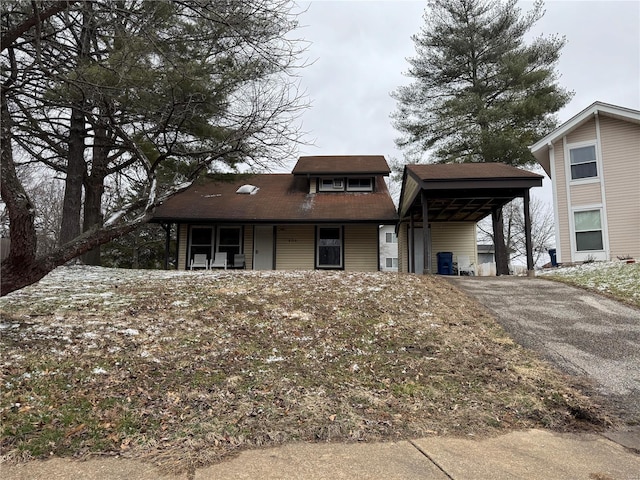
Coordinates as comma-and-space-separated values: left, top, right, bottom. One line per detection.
385, 257, 398, 268
346, 177, 373, 192
385, 232, 397, 244
570, 206, 607, 262
567, 141, 599, 184
318, 178, 345, 192
316, 226, 343, 268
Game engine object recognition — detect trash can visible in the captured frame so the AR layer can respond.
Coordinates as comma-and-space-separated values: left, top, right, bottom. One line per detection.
437, 252, 453, 275
548, 248, 557, 267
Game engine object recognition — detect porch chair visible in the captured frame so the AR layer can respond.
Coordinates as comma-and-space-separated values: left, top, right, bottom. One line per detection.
190, 254, 209, 270
233, 254, 246, 269
210, 252, 227, 269
456, 255, 476, 276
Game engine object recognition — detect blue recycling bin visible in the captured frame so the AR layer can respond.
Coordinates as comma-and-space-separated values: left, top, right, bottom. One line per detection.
437, 252, 453, 275
548, 248, 557, 267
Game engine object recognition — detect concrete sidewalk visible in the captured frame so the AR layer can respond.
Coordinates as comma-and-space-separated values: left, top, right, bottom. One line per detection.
3, 429, 639, 479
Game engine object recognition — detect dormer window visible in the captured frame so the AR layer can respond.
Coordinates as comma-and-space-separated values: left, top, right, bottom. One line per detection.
319, 178, 345, 191
346, 177, 373, 192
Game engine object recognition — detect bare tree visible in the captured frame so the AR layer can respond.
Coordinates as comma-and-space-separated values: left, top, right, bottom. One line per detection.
1, 0, 308, 295
478, 196, 554, 268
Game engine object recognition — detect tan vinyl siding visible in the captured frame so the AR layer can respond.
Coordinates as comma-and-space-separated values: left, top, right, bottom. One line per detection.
177, 224, 188, 270
553, 138, 571, 263
566, 118, 597, 144
600, 116, 640, 259
400, 176, 419, 216
430, 223, 477, 272
398, 223, 409, 273
243, 225, 254, 269
275, 225, 315, 270
570, 182, 602, 206
344, 224, 379, 271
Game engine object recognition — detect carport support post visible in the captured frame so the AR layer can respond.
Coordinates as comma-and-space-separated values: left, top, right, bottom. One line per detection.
524, 190, 534, 276
409, 214, 415, 273
421, 190, 431, 274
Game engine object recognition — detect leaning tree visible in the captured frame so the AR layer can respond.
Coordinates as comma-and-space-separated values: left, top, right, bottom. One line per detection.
1, 0, 307, 295
392, 0, 571, 274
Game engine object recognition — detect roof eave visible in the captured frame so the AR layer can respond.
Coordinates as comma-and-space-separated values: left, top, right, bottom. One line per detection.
530, 101, 640, 153
292, 171, 390, 176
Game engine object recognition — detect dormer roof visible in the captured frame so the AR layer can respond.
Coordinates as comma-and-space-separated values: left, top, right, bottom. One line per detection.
292, 155, 391, 176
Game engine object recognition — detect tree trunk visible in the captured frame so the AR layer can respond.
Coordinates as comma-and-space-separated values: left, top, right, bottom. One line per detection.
59, 5, 92, 247
492, 207, 510, 275
132, 234, 140, 269
1, 220, 146, 296
1, 86, 39, 292
82, 122, 110, 265
59, 104, 86, 246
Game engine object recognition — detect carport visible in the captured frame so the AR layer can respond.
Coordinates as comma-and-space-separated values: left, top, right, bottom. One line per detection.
397, 163, 543, 275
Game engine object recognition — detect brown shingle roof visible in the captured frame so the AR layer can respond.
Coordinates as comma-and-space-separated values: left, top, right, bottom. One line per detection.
407, 163, 543, 181
292, 156, 391, 175
152, 174, 398, 223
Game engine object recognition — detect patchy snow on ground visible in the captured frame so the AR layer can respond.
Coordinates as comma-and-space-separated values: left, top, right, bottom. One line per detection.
539, 261, 640, 306
0, 265, 614, 467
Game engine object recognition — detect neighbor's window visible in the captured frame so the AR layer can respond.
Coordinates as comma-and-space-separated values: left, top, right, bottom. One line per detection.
570, 145, 597, 180
317, 227, 342, 268
318, 178, 345, 191
574, 210, 603, 251
385, 232, 397, 243
346, 177, 373, 192
385, 257, 398, 268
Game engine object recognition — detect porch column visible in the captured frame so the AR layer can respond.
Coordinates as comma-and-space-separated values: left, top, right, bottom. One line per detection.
409, 214, 415, 273
523, 189, 535, 276
161, 223, 172, 270
421, 190, 431, 274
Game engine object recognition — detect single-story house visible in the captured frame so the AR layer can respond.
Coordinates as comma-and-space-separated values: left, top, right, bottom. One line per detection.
530, 101, 640, 263
396, 163, 543, 275
151, 156, 398, 271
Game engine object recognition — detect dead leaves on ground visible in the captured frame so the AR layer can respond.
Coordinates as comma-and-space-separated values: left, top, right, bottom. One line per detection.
0, 267, 613, 470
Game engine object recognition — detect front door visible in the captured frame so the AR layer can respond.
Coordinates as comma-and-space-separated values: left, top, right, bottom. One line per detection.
254, 225, 274, 270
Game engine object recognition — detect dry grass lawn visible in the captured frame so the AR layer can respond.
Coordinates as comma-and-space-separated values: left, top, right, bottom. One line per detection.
0, 267, 614, 472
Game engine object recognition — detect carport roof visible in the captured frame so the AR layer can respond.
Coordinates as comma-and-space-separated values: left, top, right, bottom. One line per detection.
399, 163, 543, 222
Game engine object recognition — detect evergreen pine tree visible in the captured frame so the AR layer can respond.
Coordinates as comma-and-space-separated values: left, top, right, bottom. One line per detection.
392, 0, 571, 273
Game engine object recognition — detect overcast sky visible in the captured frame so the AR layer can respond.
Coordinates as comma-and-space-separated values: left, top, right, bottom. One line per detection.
288, 0, 640, 205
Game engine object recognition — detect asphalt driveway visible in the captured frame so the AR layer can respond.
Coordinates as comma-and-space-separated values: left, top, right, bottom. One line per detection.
447, 276, 640, 425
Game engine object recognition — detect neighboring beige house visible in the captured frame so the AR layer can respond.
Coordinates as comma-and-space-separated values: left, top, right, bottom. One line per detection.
151, 156, 398, 271
379, 225, 398, 272
530, 102, 640, 264
397, 163, 543, 274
